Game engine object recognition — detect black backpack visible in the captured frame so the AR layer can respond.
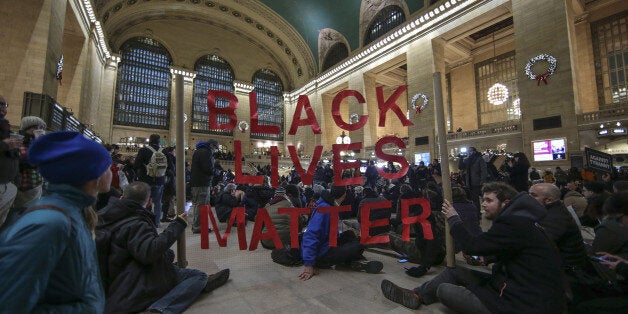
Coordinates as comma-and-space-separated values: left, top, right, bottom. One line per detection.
95, 216, 138, 290
271, 247, 302, 266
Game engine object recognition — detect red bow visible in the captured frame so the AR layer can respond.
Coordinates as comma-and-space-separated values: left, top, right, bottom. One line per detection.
535, 72, 550, 86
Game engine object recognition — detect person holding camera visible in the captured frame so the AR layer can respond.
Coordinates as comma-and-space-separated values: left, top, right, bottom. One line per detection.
507, 152, 531, 192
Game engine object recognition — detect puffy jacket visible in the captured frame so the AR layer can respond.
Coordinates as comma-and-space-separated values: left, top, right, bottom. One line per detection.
563, 190, 587, 217
448, 192, 564, 313
261, 195, 306, 249
97, 198, 186, 313
190, 142, 214, 188
215, 191, 242, 222
301, 197, 333, 266
0, 184, 105, 313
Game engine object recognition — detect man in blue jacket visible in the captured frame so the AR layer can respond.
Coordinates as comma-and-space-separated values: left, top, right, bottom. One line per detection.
299, 186, 383, 280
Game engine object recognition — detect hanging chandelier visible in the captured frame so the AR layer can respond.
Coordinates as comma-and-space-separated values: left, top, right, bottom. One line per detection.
487, 83, 509, 105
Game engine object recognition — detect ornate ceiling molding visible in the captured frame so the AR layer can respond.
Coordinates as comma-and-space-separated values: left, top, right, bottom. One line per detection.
93, 0, 316, 85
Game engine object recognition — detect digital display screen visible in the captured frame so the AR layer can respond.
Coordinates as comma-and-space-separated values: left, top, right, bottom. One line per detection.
532, 138, 566, 162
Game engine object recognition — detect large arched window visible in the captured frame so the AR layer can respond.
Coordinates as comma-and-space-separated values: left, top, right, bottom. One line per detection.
251, 69, 283, 141
322, 42, 349, 72
114, 37, 172, 129
192, 55, 234, 135
364, 6, 405, 46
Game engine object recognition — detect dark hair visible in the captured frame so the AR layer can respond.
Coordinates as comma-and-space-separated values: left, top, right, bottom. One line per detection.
583, 181, 605, 194
363, 187, 378, 198
512, 152, 531, 168
481, 182, 517, 203
452, 186, 469, 202
123, 181, 151, 205
329, 186, 347, 200
284, 184, 300, 198
149, 134, 160, 145
613, 180, 628, 193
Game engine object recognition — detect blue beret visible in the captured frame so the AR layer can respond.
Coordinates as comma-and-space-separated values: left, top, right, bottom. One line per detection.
28, 131, 112, 185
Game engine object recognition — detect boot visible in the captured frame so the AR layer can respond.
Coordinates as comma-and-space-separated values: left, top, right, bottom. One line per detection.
405, 265, 429, 278
203, 269, 230, 293
350, 260, 383, 274
381, 279, 422, 309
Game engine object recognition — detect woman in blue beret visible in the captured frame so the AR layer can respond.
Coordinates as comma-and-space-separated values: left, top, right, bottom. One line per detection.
0, 131, 112, 313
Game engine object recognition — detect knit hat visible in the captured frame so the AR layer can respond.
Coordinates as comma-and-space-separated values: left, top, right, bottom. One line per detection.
207, 139, 219, 148
21, 116, 46, 130
28, 131, 112, 185
274, 187, 286, 196
285, 184, 299, 197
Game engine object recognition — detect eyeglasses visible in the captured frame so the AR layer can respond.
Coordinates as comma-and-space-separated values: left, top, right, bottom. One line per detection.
0, 102, 7, 108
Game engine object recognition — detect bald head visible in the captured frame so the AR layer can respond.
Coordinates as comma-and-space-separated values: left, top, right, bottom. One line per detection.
529, 183, 561, 206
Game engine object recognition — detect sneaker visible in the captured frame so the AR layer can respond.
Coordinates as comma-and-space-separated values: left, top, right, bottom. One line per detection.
192, 228, 212, 234
380, 279, 422, 309
204, 269, 230, 293
350, 260, 383, 274
405, 265, 429, 278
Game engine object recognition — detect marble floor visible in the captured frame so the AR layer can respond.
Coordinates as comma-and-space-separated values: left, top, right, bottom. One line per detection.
167, 219, 467, 314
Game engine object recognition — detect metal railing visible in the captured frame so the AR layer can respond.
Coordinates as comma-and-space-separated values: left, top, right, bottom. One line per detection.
446, 121, 520, 141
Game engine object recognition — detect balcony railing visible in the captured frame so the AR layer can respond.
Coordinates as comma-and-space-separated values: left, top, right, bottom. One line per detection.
446, 121, 520, 141
577, 105, 628, 125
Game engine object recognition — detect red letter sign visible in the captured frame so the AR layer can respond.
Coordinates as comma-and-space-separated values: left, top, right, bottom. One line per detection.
359, 200, 391, 245
376, 85, 413, 127
234, 140, 264, 185
288, 95, 321, 135
332, 143, 363, 186
331, 90, 368, 131
249, 91, 280, 135
288, 145, 323, 186
375, 136, 409, 180
400, 198, 433, 241
207, 90, 238, 130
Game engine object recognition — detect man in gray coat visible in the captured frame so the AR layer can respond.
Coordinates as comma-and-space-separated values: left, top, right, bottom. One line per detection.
458, 147, 487, 209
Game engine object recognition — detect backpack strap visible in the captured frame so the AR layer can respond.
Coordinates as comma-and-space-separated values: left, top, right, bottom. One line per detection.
146, 145, 156, 153
21, 205, 73, 236
22, 205, 69, 219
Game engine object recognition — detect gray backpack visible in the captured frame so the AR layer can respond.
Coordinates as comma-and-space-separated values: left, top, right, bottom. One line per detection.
146, 146, 168, 178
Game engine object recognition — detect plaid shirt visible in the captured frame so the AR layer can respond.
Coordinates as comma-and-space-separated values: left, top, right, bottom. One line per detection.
19, 142, 43, 191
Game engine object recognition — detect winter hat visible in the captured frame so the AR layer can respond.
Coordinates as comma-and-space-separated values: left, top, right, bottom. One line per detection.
207, 139, 219, 148
28, 131, 112, 185
285, 184, 299, 197
21, 116, 46, 130
274, 186, 286, 196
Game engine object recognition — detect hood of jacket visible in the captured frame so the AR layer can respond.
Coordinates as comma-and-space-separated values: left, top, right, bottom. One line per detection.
496, 192, 547, 222
196, 142, 211, 149
98, 198, 152, 227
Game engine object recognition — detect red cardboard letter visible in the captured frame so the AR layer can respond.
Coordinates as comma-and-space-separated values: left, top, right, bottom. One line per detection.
376, 85, 413, 127
400, 198, 433, 241
359, 200, 391, 245
278, 207, 311, 248
249, 91, 280, 134
332, 143, 363, 186
288, 145, 323, 186
318, 205, 351, 247
207, 90, 238, 130
375, 136, 409, 180
234, 140, 264, 185
249, 208, 282, 250
331, 90, 368, 131
288, 95, 321, 135
201, 206, 248, 249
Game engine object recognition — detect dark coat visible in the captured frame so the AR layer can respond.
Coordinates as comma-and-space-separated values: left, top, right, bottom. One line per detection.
448, 192, 565, 314
190, 143, 215, 188
134, 143, 169, 185
508, 163, 530, 192
458, 152, 487, 187
215, 191, 242, 222
541, 201, 587, 267
359, 195, 390, 236
97, 199, 186, 313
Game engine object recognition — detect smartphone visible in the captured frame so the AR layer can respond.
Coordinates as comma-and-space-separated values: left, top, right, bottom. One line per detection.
471, 255, 480, 260
398, 259, 408, 263
590, 256, 610, 263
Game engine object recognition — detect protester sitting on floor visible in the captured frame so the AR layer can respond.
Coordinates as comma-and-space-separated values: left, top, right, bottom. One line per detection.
0, 131, 112, 312
97, 181, 230, 313
592, 192, 628, 259
563, 179, 587, 217
572, 252, 628, 313
581, 181, 610, 227
381, 182, 564, 313
215, 183, 244, 223
529, 183, 588, 268
261, 185, 307, 249
299, 186, 383, 280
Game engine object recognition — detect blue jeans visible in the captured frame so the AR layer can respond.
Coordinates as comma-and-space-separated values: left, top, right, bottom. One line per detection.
151, 184, 164, 227
147, 267, 208, 314
191, 186, 211, 231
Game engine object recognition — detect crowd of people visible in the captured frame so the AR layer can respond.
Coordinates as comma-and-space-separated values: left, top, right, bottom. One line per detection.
0, 95, 626, 313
